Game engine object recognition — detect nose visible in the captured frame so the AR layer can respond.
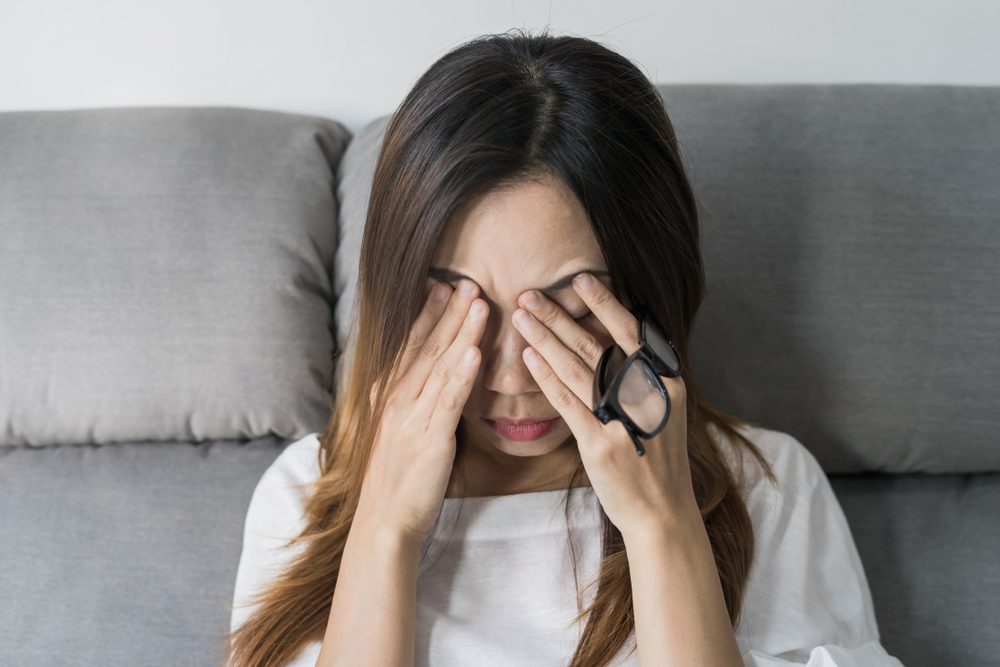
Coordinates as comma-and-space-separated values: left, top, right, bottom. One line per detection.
477, 305, 540, 395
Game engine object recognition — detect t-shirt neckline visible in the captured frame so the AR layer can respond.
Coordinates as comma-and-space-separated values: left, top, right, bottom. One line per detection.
427, 484, 603, 542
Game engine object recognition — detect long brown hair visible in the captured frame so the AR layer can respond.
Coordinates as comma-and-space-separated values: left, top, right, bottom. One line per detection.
224, 27, 777, 667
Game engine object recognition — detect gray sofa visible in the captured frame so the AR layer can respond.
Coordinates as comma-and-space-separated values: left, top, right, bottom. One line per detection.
1, 84, 997, 667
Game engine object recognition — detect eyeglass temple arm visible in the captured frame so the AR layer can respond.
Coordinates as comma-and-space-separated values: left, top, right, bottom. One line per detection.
627, 427, 646, 457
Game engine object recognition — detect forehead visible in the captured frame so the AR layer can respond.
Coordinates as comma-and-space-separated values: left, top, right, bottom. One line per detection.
431, 173, 603, 277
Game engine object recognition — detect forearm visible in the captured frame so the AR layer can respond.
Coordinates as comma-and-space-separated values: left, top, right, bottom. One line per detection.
622, 511, 744, 667
315, 514, 421, 667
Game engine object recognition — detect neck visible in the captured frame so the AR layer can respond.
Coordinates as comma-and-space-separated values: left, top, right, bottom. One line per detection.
444, 433, 590, 498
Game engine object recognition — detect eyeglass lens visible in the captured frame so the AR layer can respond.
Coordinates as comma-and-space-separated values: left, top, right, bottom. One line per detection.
603, 347, 667, 433
644, 321, 680, 374
620, 360, 667, 432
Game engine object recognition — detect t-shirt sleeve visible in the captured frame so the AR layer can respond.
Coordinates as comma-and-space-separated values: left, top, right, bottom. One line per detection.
228, 433, 323, 667
733, 431, 906, 667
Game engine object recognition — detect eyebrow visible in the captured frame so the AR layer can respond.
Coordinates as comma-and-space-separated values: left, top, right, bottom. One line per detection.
427, 266, 610, 301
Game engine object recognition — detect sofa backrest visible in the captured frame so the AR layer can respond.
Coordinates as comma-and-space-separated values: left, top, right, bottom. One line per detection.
3, 85, 997, 474
332, 84, 1000, 474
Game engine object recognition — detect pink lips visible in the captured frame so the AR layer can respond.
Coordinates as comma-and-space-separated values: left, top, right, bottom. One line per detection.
483, 417, 558, 441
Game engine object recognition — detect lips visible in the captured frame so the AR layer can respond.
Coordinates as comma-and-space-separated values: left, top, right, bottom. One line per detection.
486, 416, 559, 425
482, 416, 559, 442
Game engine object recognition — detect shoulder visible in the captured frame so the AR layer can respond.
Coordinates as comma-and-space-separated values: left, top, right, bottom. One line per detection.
259, 431, 323, 489
244, 432, 323, 544
710, 423, 885, 653
231, 432, 323, 636
710, 421, 825, 504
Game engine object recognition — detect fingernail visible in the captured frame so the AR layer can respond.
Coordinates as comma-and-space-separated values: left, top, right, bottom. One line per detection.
459, 279, 477, 296
573, 273, 592, 290
432, 282, 450, 301
521, 290, 540, 309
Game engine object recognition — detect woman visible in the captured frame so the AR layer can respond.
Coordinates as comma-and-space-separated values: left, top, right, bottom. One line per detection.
225, 28, 905, 667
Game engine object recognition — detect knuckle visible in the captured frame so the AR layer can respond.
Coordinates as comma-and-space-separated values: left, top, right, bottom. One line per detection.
553, 383, 576, 408
537, 308, 559, 329
599, 424, 628, 458
575, 333, 602, 364
405, 327, 423, 352
431, 359, 451, 383
421, 335, 444, 360
438, 387, 461, 411
666, 375, 686, 403
565, 359, 590, 386
532, 324, 552, 345
591, 287, 613, 310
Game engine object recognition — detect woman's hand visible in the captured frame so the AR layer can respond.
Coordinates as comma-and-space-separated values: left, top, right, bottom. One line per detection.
357, 277, 487, 546
511, 272, 698, 538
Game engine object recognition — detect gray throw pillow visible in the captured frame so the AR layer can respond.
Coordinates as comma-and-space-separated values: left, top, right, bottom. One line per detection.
0, 106, 351, 446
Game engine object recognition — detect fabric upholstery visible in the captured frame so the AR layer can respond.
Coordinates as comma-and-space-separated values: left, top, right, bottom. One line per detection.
1, 85, 996, 666
665, 84, 1000, 474
332, 86, 1000, 475
1, 439, 995, 666
0, 106, 351, 447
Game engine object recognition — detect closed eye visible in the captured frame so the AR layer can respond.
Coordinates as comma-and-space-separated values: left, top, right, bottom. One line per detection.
573, 312, 593, 323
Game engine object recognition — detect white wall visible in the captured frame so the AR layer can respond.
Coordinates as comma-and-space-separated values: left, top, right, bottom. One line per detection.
1, 0, 996, 135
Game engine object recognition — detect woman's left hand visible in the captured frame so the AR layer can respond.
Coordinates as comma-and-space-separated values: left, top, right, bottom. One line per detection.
512, 271, 700, 538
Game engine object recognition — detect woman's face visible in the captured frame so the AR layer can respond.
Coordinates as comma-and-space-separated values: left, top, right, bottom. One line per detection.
427, 171, 619, 495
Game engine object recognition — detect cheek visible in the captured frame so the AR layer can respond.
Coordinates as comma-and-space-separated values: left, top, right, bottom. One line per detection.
461, 379, 484, 412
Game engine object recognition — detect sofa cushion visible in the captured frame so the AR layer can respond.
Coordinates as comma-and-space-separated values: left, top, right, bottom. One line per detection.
331, 115, 389, 391
0, 440, 993, 667
829, 470, 1000, 666
0, 437, 283, 665
0, 107, 351, 446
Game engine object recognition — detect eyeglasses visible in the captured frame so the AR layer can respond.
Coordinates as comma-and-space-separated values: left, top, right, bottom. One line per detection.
591, 304, 682, 457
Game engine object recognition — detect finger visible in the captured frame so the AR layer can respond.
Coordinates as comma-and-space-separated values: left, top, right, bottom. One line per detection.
571, 272, 641, 357
396, 278, 480, 403
521, 346, 601, 444
385, 278, 453, 392
647, 374, 688, 464
516, 289, 607, 371
660, 374, 687, 420
512, 307, 595, 408
414, 297, 487, 428
425, 344, 481, 441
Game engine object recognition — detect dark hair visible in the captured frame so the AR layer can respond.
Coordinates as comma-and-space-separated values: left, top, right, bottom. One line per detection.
225, 26, 776, 667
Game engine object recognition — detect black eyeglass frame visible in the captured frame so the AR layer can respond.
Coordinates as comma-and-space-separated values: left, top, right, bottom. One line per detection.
591, 305, 683, 457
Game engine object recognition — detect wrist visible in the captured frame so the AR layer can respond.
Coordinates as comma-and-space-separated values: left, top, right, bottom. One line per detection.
354, 489, 429, 553
344, 515, 424, 576
621, 501, 704, 547
357, 511, 422, 548
373, 521, 425, 554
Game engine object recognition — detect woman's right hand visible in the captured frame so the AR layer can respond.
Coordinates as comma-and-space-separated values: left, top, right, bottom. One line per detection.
356, 277, 487, 546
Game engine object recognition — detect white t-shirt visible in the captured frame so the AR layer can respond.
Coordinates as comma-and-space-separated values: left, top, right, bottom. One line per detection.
229, 424, 905, 666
